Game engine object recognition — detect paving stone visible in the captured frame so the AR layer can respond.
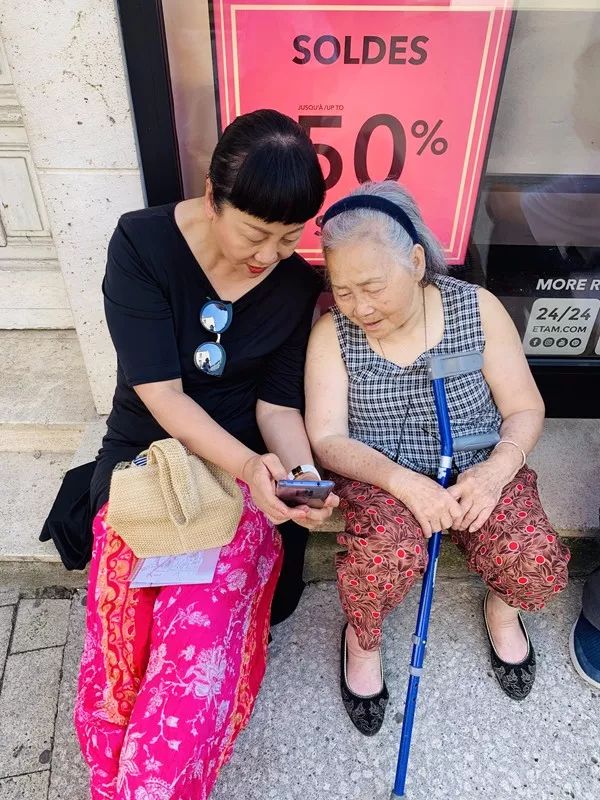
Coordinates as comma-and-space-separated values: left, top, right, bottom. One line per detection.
0, 592, 18, 608
48, 592, 88, 800
211, 579, 597, 800
12, 580, 596, 800
0, 608, 13, 680
10, 600, 70, 654
0, 772, 49, 800
0, 647, 63, 778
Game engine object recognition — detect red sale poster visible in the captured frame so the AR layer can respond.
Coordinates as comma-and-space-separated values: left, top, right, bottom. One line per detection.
210, 0, 514, 264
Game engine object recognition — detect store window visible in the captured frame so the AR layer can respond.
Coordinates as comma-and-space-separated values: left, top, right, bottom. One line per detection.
129, 1, 600, 411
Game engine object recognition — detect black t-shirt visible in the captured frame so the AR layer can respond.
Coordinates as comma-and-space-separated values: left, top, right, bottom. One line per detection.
91, 203, 324, 513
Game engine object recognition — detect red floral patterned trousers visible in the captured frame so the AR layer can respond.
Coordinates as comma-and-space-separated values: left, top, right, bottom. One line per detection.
331, 466, 570, 651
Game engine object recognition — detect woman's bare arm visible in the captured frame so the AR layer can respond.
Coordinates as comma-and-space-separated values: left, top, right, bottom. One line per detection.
134, 380, 309, 524
135, 379, 256, 477
304, 313, 462, 535
479, 288, 545, 481
304, 313, 409, 493
447, 289, 545, 532
255, 402, 315, 474
256, 400, 339, 525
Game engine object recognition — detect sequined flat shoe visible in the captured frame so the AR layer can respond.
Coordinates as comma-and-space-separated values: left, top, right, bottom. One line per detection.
483, 590, 536, 701
340, 624, 389, 736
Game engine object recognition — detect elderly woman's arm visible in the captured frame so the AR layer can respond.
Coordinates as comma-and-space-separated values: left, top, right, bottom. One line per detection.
305, 313, 461, 537
447, 289, 545, 533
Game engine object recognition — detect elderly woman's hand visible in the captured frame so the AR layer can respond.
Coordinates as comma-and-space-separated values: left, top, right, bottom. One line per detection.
393, 472, 462, 538
447, 460, 510, 533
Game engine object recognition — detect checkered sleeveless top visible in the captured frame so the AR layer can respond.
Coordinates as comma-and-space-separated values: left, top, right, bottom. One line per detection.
330, 275, 502, 477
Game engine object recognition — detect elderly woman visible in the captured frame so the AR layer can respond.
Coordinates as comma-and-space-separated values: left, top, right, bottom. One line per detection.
305, 181, 570, 735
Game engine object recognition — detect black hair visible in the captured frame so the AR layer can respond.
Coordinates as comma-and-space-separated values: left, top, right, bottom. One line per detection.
208, 109, 326, 224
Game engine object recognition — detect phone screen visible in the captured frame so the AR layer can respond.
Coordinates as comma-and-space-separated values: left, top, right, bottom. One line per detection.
275, 480, 334, 509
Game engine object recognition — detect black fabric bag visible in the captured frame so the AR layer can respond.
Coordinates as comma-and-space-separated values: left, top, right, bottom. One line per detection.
39, 460, 97, 570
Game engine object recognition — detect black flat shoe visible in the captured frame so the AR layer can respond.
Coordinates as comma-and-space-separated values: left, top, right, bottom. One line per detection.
340, 624, 389, 736
483, 591, 536, 701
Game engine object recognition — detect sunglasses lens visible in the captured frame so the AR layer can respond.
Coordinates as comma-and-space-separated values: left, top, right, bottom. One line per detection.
200, 301, 231, 334
194, 342, 226, 376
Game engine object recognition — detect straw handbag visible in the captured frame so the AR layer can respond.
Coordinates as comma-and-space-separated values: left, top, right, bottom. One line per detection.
106, 438, 243, 557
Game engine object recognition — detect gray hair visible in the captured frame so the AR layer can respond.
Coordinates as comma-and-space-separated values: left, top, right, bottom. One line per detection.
321, 181, 447, 284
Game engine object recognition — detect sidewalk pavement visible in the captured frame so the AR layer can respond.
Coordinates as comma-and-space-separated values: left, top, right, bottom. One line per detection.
0, 579, 597, 800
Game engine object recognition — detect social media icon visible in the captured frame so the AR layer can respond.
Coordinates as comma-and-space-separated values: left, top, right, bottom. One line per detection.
556, 338, 568, 348
529, 337, 541, 348
543, 338, 555, 347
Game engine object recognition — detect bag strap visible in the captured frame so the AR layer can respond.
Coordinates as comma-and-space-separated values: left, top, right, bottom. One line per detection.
147, 439, 201, 526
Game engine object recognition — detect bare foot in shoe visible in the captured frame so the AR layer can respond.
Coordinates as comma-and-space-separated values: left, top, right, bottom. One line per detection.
345, 624, 384, 697
485, 591, 528, 663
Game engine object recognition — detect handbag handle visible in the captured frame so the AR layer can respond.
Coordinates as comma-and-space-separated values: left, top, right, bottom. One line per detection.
147, 439, 201, 526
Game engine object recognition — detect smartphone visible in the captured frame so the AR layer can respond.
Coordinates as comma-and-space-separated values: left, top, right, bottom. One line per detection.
275, 480, 335, 509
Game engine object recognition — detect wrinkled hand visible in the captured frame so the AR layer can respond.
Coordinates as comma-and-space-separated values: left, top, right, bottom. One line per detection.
394, 472, 462, 538
447, 461, 506, 533
242, 456, 339, 527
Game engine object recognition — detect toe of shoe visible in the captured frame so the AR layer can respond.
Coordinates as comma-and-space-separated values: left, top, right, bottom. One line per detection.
341, 684, 389, 736
570, 616, 600, 688
491, 647, 536, 701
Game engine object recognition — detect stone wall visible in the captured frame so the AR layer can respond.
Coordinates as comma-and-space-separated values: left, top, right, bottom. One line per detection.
0, 0, 145, 413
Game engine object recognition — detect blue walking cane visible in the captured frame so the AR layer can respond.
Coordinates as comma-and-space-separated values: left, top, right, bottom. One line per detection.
390, 352, 500, 799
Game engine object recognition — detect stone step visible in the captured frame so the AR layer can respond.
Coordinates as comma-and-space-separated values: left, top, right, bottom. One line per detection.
0, 258, 60, 272
0, 450, 74, 562
304, 531, 600, 583
0, 413, 597, 586
528, 418, 600, 536
0, 416, 107, 577
0, 330, 96, 452
0, 424, 85, 453
0, 330, 99, 574
0, 269, 74, 329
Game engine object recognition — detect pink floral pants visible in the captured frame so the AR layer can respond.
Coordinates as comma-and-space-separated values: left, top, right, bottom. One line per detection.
75, 482, 281, 800
332, 466, 570, 651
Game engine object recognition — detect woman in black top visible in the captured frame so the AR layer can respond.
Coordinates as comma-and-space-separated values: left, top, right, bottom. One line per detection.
75, 110, 337, 800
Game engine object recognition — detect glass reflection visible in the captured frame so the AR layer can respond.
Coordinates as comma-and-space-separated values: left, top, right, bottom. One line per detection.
200, 301, 231, 334
194, 342, 225, 375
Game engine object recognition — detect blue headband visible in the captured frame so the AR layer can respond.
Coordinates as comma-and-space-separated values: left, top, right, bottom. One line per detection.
321, 194, 421, 245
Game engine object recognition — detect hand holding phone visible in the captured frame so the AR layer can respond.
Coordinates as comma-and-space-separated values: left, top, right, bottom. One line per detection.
275, 479, 335, 509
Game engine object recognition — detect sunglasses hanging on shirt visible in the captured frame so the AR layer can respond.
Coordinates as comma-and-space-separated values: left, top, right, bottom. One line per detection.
194, 300, 233, 377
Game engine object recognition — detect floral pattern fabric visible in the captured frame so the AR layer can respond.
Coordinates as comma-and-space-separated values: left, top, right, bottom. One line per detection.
75, 481, 281, 800
331, 466, 570, 651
